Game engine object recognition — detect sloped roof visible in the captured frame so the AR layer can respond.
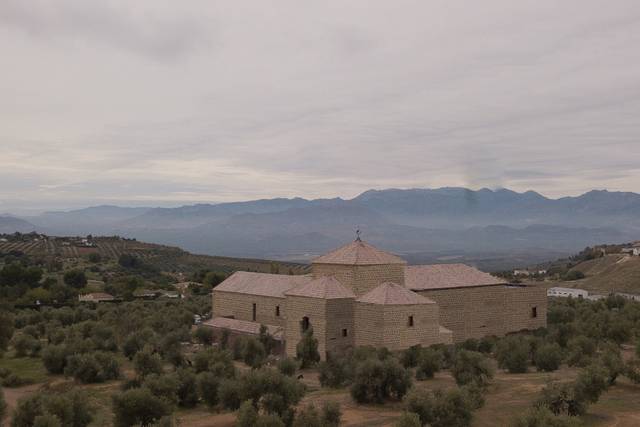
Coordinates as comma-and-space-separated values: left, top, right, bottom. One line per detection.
202, 317, 283, 340
405, 264, 507, 290
214, 271, 313, 298
285, 276, 355, 299
357, 282, 435, 305
313, 239, 406, 265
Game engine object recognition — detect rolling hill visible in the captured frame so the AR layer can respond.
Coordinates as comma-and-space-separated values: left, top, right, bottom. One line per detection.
0, 234, 309, 276
564, 254, 640, 294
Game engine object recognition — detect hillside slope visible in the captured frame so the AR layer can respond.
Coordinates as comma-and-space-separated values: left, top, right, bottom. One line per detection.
563, 254, 640, 293
0, 234, 310, 276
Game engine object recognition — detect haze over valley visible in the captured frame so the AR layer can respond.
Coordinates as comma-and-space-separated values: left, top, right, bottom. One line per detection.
3, 187, 639, 269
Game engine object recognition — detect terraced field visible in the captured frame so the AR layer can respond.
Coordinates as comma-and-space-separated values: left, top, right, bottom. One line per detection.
0, 234, 310, 275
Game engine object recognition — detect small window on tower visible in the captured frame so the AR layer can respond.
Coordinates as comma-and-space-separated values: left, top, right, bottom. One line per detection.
252, 303, 257, 321
275, 305, 280, 317
531, 307, 537, 318
342, 329, 348, 337
408, 316, 414, 327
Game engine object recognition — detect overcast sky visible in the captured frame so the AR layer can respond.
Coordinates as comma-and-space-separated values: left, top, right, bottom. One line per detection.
1, 0, 640, 212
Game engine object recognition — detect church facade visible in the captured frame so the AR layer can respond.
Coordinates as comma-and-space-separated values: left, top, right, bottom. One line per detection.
206, 238, 547, 359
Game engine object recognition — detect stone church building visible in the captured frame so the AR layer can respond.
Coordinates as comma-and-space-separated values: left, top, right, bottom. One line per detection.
206, 238, 546, 359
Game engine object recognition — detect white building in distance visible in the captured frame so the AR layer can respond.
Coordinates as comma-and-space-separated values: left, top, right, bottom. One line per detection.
547, 287, 589, 299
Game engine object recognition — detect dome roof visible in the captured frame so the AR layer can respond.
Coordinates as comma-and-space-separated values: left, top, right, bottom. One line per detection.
313, 239, 406, 266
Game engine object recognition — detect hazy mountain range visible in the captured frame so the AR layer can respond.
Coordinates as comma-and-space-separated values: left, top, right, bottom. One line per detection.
2, 188, 640, 266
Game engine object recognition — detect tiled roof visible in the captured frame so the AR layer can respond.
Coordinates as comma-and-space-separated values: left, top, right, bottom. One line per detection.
356, 282, 435, 305
214, 271, 313, 298
405, 264, 507, 290
313, 240, 406, 265
202, 317, 283, 340
285, 276, 355, 299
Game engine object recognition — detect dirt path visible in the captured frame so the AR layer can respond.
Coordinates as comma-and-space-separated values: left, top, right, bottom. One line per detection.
2, 384, 42, 427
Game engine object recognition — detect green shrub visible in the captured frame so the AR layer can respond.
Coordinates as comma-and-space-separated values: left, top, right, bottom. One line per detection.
451, 350, 493, 387
143, 373, 180, 406
566, 336, 596, 367
573, 363, 608, 404
321, 401, 341, 427
33, 413, 62, 427
535, 382, 586, 417
319, 357, 352, 388
243, 338, 266, 369
175, 369, 198, 408
134, 348, 163, 378
12, 334, 41, 357
64, 351, 120, 383
350, 358, 412, 403
236, 401, 258, 427
296, 328, 320, 369
123, 329, 156, 359
277, 358, 297, 377
197, 371, 219, 407
219, 378, 243, 410
395, 412, 421, 427
400, 345, 422, 368
0, 311, 15, 353
11, 390, 92, 427
0, 387, 6, 424
404, 388, 473, 427
255, 413, 285, 427
112, 388, 170, 427
241, 368, 305, 416
534, 343, 563, 372
599, 344, 624, 385
292, 404, 321, 427
461, 383, 486, 410
2, 373, 33, 387
478, 336, 496, 354
415, 348, 441, 380
63, 270, 87, 288
461, 338, 479, 352
42, 345, 70, 374
512, 407, 582, 427
192, 348, 236, 378
496, 336, 530, 374
193, 327, 214, 346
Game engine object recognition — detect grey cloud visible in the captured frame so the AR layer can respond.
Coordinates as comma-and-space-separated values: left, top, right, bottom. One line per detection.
0, 0, 210, 60
1, 1, 640, 211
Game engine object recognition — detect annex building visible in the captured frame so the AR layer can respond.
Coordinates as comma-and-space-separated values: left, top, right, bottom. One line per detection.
206, 238, 547, 359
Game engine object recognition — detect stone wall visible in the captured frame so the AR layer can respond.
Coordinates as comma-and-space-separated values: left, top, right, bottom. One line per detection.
354, 302, 442, 351
416, 284, 547, 342
353, 302, 383, 347
212, 290, 285, 327
284, 296, 328, 359
381, 304, 441, 350
325, 298, 355, 355
312, 263, 405, 296
284, 296, 356, 360
504, 285, 548, 333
